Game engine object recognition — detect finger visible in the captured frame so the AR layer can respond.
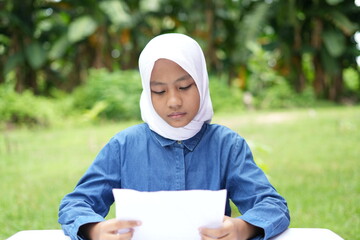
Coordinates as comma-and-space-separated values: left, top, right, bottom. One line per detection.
199, 230, 214, 240
199, 227, 230, 239
106, 228, 135, 240
200, 218, 235, 239
115, 220, 142, 229
200, 233, 218, 240
118, 228, 135, 240
105, 219, 141, 233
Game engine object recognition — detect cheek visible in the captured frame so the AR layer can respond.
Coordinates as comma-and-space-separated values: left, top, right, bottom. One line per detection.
191, 90, 201, 109
151, 96, 163, 113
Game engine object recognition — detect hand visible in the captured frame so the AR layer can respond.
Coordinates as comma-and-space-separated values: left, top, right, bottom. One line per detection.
80, 219, 142, 240
199, 216, 261, 240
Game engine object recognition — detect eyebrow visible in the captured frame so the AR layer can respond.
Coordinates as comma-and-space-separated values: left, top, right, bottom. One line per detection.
150, 74, 192, 86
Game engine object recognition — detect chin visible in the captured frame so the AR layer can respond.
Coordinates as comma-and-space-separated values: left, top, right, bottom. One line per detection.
170, 124, 186, 128
168, 121, 188, 128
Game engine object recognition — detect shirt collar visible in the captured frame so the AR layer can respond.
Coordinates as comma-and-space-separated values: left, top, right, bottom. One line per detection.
148, 123, 207, 151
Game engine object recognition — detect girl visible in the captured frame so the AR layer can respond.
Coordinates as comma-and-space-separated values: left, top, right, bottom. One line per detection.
58, 33, 290, 240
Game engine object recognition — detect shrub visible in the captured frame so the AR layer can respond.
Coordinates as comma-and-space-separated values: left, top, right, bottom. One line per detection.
246, 42, 319, 109
0, 86, 59, 128
256, 79, 310, 109
72, 69, 142, 121
209, 77, 244, 112
72, 69, 245, 121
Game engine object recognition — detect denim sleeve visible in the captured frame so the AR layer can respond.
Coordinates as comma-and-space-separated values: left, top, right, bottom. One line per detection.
227, 137, 290, 240
58, 138, 122, 240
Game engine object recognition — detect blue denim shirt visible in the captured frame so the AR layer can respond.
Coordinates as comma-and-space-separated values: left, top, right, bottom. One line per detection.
58, 123, 290, 240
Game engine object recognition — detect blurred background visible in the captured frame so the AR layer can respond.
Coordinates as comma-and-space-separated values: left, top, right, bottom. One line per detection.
0, 0, 359, 125
0, 0, 359, 239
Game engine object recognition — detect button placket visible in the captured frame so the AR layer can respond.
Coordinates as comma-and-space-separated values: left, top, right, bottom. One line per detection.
174, 144, 185, 190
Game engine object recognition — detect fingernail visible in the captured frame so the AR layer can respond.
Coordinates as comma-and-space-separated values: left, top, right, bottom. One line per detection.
117, 228, 130, 234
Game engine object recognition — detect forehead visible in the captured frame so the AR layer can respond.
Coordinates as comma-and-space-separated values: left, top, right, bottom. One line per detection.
152, 58, 186, 73
150, 59, 193, 86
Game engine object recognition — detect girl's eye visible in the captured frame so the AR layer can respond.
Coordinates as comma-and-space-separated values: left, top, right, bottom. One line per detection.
179, 84, 193, 90
151, 90, 165, 95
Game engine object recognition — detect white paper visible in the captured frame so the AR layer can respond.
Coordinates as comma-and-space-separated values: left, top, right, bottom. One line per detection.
112, 188, 227, 240
6, 230, 71, 240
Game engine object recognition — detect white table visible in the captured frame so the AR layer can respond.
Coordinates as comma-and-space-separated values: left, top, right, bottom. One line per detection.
6, 228, 344, 240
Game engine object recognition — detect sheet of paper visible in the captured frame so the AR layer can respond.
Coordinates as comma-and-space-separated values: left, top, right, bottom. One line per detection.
112, 188, 227, 240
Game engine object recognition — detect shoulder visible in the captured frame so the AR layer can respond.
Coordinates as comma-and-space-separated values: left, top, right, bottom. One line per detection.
202, 123, 247, 149
112, 123, 150, 143
205, 123, 244, 140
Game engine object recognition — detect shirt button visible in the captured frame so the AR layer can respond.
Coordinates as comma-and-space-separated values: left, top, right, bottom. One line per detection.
177, 140, 182, 144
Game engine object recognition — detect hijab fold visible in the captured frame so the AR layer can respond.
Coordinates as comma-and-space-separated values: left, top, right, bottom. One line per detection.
139, 33, 213, 140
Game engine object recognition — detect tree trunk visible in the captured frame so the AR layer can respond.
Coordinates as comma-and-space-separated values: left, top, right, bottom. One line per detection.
292, 55, 306, 92
90, 25, 113, 70
63, 44, 88, 91
329, 73, 343, 101
293, 23, 306, 92
313, 54, 326, 97
12, 0, 38, 94
205, 0, 219, 74
15, 61, 38, 94
311, 18, 325, 97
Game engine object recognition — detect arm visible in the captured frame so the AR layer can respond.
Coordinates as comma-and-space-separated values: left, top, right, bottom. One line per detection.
58, 138, 122, 240
227, 138, 290, 240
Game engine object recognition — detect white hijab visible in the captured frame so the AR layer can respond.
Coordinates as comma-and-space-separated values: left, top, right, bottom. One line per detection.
139, 33, 213, 140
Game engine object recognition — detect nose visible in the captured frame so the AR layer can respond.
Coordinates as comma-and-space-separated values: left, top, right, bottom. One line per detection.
167, 90, 182, 109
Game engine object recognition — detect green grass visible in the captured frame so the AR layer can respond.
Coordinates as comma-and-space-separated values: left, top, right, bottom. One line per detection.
1, 106, 359, 239
214, 106, 360, 239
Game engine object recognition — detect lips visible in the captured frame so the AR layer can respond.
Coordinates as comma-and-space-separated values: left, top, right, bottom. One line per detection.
168, 112, 186, 119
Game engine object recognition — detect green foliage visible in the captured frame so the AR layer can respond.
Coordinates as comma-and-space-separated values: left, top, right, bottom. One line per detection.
255, 79, 294, 109
209, 77, 244, 113
68, 16, 98, 43
323, 29, 346, 58
258, 83, 319, 109
0, 86, 59, 128
0, 64, 340, 128
72, 69, 142, 121
234, 2, 271, 64
72, 69, 246, 122
24, 41, 47, 70
0, 69, 245, 127
1, 0, 359, 102
247, 42, 318, 109
343, 67, 360, 98
99, 0, 132, 28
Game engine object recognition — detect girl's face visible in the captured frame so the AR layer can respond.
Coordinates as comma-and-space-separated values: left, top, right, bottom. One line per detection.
150, 59, 200, 128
